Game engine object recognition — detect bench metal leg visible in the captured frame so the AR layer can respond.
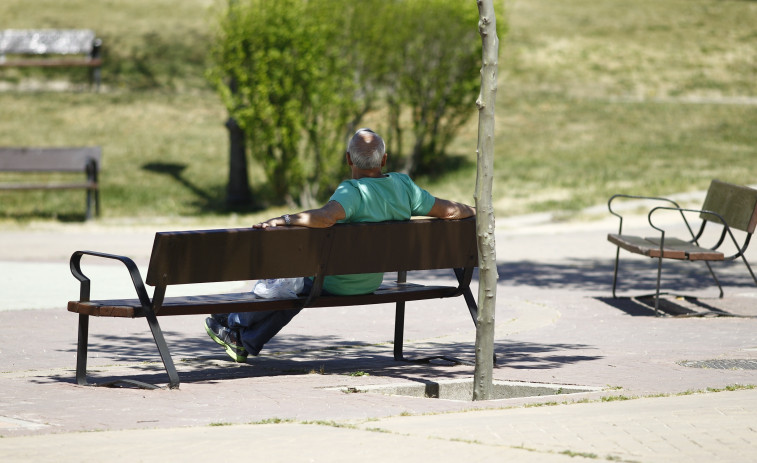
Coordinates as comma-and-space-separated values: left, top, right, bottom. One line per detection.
144, 309, 180, 389
393, 301, 406, 361
740, 254, 757, 287
621, 248, 725, 317
654, 256, 664, 316
75, 312, 179, 389
392, 269, 496, 366
85, 190, 94, 221
393, 271, 407, 361
612, 246, 621, 298
75, 314, 90, 386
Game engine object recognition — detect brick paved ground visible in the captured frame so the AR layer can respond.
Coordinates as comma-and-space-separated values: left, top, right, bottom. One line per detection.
1, 210, 756, 462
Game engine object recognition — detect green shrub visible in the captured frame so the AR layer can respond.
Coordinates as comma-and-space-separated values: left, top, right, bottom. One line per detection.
208, 0, 358, 207
208, 0, 504, 206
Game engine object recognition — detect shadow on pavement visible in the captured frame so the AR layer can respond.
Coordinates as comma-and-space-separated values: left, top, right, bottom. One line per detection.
496, 258, 756, 292
44, 329, 604, 388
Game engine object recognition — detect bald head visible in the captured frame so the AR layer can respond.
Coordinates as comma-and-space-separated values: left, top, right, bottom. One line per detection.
347, 128, 385, 169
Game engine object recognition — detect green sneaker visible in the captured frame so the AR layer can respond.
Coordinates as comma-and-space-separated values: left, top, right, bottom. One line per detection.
205, 317, 248, 362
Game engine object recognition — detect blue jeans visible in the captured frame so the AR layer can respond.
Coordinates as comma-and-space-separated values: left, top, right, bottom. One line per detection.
227, 278, 327, 356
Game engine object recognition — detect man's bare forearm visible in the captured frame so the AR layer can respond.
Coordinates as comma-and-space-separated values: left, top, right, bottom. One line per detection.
427, 198, 476, 220
253, 200, 346, 229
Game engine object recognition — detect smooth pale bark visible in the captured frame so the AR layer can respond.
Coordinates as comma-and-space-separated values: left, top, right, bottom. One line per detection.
472, 0, 499, 401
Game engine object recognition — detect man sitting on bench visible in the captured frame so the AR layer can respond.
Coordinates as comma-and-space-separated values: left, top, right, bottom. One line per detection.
205, 128, 476, 362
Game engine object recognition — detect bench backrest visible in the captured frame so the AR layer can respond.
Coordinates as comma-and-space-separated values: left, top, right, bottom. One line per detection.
0, 29, 97, 57
700, 180, 757, 233
0, 147, 101, 172
145, 217, 478, 286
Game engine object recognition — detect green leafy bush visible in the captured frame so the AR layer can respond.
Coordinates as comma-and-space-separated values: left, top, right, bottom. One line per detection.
208, 0, 358, 207
208, 0, 504, 206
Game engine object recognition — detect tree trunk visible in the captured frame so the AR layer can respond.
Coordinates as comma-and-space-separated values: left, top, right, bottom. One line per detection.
225, 115, 252, 206
472, 0, 499, 401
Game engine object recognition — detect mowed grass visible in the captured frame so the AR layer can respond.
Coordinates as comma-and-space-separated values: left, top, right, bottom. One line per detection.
0, 0, 755, 222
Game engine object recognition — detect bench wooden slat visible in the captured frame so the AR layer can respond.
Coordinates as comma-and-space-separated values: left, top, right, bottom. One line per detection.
0, 147, 101, 171
644, 237, 724, 261
0, 29, 97, 55
0, 182, 98, 191
607, 234, 686, 259
608, 234, 725, 261
67, 283, 460, 318
145, 218, 477, 286
700, 179, 757, 233
0, 58, 102, 67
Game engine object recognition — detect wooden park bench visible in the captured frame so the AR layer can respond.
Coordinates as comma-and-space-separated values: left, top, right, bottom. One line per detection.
67, 217, 480, 389
0, 29, 103, 89
0, 147, 102, 220
607, 180, 757, 315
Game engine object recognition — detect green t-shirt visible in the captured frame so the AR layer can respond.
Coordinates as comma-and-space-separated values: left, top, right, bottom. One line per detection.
322, 172, 436, 295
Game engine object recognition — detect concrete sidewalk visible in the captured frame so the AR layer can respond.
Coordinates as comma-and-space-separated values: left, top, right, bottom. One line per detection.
1, 213, 756, 462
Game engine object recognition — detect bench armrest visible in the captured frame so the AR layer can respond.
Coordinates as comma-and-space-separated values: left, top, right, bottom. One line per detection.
69, 250, 151, 307
607, 194, 682, 234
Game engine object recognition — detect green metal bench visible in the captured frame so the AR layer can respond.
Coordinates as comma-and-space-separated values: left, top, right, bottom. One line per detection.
608, 180, 757, 315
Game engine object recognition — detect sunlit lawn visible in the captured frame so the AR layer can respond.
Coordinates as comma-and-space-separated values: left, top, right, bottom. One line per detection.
0, 0, 755, 222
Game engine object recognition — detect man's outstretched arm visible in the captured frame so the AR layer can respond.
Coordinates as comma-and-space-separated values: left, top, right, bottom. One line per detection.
253, 200, 346, 229
427, 198, 476, 220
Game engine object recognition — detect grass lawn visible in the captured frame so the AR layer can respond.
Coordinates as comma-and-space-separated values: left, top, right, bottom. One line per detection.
0, 0, 755, 223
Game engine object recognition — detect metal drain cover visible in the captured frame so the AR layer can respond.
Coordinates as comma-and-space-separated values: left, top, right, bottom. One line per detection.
678, 359, 757, 370
333, 379, 603, 401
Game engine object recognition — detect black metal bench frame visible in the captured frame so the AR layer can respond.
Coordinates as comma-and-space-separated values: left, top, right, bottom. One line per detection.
0, 29, 103, 90
0, 147, 101, 220
68, 217, 481, 389
607, 180, 757, 315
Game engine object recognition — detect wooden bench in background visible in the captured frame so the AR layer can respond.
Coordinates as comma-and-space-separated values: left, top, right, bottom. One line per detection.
607, 180, 757, 315
0, 29, 103, 90
0, 147, 102, 220
68, 217, 480, 389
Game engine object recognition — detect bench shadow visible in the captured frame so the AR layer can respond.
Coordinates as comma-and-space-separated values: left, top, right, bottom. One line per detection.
498, 258, 756, 292
141, 161, 265, 214
44, 330, 603, 388
142, 162, 213, 202
595, 295, 757, 318
415, 258, 754, 292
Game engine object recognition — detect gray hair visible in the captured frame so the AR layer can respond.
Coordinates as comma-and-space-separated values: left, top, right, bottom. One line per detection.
347, 128, 385, 169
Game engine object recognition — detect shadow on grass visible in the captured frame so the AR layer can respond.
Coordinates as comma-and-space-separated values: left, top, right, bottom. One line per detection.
0, 210, 87, 222
141, 161, 265, 214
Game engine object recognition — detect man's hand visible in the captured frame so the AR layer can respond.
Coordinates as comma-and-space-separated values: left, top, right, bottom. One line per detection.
252, 216, 287, 229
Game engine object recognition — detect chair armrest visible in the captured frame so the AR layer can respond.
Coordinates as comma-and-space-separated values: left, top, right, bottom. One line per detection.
607, 194, 682, 234
69, 250, 151, 307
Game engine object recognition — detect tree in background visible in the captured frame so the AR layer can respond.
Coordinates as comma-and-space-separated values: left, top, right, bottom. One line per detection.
357, 0, 486, 175
208, 0, 358, 207
208, 0, 504, 206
